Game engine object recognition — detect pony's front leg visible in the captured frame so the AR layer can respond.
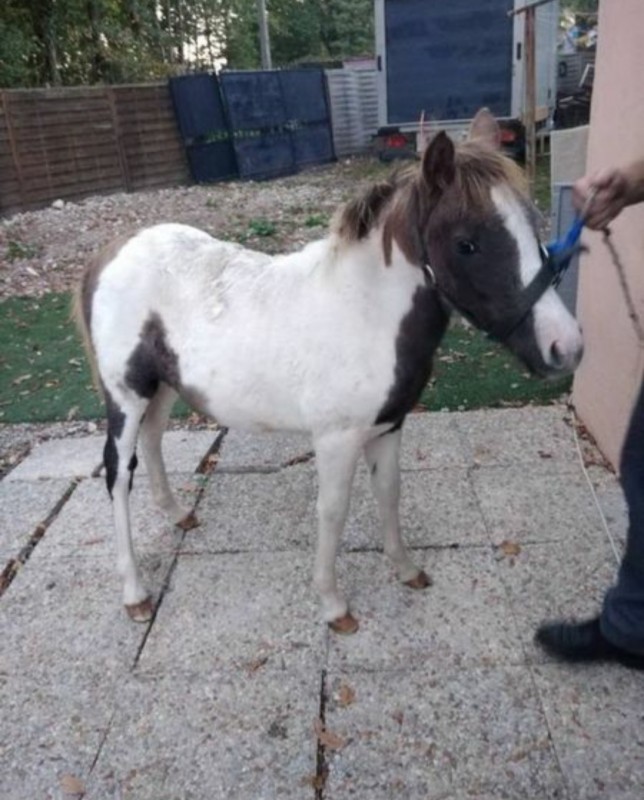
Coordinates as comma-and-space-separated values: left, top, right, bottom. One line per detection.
363, 428, 431, 589
105, 399, 153, 622
313, 430, 362, 634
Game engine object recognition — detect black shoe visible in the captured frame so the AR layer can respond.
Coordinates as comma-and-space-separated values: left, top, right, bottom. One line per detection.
535, 617, 644, 671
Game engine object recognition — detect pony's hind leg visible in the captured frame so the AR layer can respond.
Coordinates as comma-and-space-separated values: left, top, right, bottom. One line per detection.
313, 430, 362, 634
104, 392, 153, 622
363, 428, 431, 589
139, 383, 197, 530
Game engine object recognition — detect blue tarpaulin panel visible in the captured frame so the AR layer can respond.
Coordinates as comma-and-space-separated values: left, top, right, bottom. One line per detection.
233, 133, 295, 181
219, 72, 287, 129
385, 0, 513, 124
169, 73, 237, 183
279, 70, 330, 123
220, 68, 334, 180
292, 127, 335, 168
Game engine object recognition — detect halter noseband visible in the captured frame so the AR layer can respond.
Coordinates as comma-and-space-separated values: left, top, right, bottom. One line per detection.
421, 223, 582, 343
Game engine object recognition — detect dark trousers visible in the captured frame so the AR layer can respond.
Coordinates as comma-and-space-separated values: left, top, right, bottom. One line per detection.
601, 375, 644, 654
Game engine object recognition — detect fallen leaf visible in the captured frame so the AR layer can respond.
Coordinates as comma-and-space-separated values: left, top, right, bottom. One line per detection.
392, 710, 404, 726
12, 374, 31, 385
498, 540, 521, 558
245, 655, 269, 673
336, 683, 356, 707
67, 406, 79, 421
313, 718, 346, 750
538, 450, 553, 459
60, 773, 85, 795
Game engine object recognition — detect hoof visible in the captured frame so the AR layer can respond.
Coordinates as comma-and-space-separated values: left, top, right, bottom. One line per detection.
125, 598, 155, 622
329, 613, 360, 635
177, 511, 199, 531
404, 570, 432, 590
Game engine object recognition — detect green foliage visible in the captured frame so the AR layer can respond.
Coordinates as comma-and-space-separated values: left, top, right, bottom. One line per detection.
6, 240, 40, 261
304, 213, 329, 228
0, 0, 375, 87
562, 0, 599, 13
248, 218, 278, 237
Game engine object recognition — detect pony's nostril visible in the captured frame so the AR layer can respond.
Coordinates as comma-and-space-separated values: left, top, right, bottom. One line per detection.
550, 340, 565, 369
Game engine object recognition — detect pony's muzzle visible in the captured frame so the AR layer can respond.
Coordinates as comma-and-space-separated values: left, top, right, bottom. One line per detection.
546, 332, 584, 374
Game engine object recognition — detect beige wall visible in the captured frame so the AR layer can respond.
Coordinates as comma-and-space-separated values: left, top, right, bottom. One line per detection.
572, 0, 644, 469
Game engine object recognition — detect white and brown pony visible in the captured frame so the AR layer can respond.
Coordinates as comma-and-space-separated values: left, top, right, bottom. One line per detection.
76, 110, 582, 633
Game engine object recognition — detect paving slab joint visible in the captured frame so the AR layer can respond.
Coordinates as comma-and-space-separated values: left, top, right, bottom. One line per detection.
132, 428, 227, 668
314, 668, 329, 799
0, 478, 80, 598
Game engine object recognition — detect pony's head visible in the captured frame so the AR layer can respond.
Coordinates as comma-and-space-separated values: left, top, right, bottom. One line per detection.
383, 109, 583, 377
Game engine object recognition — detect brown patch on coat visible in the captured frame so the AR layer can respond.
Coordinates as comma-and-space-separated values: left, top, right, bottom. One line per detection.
72, 233, 133, 392
125, 312, 181, 399
381, 142, 528, 267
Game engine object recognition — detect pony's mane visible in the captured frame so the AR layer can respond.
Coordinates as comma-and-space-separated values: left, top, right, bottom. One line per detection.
333, 140, 528, 245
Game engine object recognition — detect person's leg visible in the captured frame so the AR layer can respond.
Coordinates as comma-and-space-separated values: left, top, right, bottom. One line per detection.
535, 377, 644, 669
600, 376, 644, 653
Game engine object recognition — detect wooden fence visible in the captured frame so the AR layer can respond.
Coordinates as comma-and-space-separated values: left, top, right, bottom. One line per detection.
0, 84, 190, 215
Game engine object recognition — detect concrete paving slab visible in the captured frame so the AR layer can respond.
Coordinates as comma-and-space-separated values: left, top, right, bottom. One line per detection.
344, 467, 488, 550
0, 477, 71, 558
0, 665, 117, 800
0, 558, 149, 675
453, 405, 578, 465
137, 551, 327, 675
587, 463, 628, 549
327, 550, 523, 672
533, 662, 644, 800
134, 429, 220, 475
185, 468, 317, 553
5, 435, 104, 481
399, 412, 470, 470
86, 668, 320, 800
472, 461, 606, 544
495, 537, 619, 663
217, 429, 312, 471
323, 666, 566, 799
28, 474, 196, 561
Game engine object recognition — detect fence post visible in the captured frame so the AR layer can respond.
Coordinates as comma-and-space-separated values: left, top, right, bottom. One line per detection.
1, 91, 25, 210
106, 87, 132, 193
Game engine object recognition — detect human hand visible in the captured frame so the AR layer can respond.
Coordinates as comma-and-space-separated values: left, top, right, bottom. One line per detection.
573, 168, 629, 230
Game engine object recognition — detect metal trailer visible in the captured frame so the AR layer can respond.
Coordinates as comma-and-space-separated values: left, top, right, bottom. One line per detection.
374, 0, 559, 134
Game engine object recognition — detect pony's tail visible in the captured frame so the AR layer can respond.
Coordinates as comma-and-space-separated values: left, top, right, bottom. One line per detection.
72, 268, 103, 399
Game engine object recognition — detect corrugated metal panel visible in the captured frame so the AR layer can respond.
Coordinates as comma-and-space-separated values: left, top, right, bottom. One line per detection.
552, 183, 580, 314
326, 69, 379, 157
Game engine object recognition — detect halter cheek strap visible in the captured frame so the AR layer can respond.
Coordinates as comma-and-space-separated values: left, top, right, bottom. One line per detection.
422, 246, 563, 343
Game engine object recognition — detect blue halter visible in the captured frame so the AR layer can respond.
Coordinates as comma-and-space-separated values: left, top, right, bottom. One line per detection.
544, 214, 585, 286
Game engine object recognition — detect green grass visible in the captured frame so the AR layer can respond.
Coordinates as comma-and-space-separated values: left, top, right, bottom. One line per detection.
419, 321, 571, 411
0, 293, 570, 425
0, 293, 103, 423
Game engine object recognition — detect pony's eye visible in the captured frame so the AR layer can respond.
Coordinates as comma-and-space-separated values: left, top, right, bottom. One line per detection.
457, 239, 478, 256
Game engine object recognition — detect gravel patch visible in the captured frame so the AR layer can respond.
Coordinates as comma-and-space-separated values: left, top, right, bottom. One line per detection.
0, 158, 385, 299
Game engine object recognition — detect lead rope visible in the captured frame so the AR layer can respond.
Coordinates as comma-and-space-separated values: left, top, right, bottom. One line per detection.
601, 229, 644, 346
580, 187, 644, 346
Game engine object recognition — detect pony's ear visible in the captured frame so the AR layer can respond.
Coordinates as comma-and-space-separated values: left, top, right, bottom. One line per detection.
421, 131, 456, 191
468, 107, 501, 150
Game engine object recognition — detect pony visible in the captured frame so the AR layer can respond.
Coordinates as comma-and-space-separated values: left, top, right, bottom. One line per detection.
76, 109, 583, 634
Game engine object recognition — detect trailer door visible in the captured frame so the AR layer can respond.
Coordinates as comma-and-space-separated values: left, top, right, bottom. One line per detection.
377, 0, 514, 126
